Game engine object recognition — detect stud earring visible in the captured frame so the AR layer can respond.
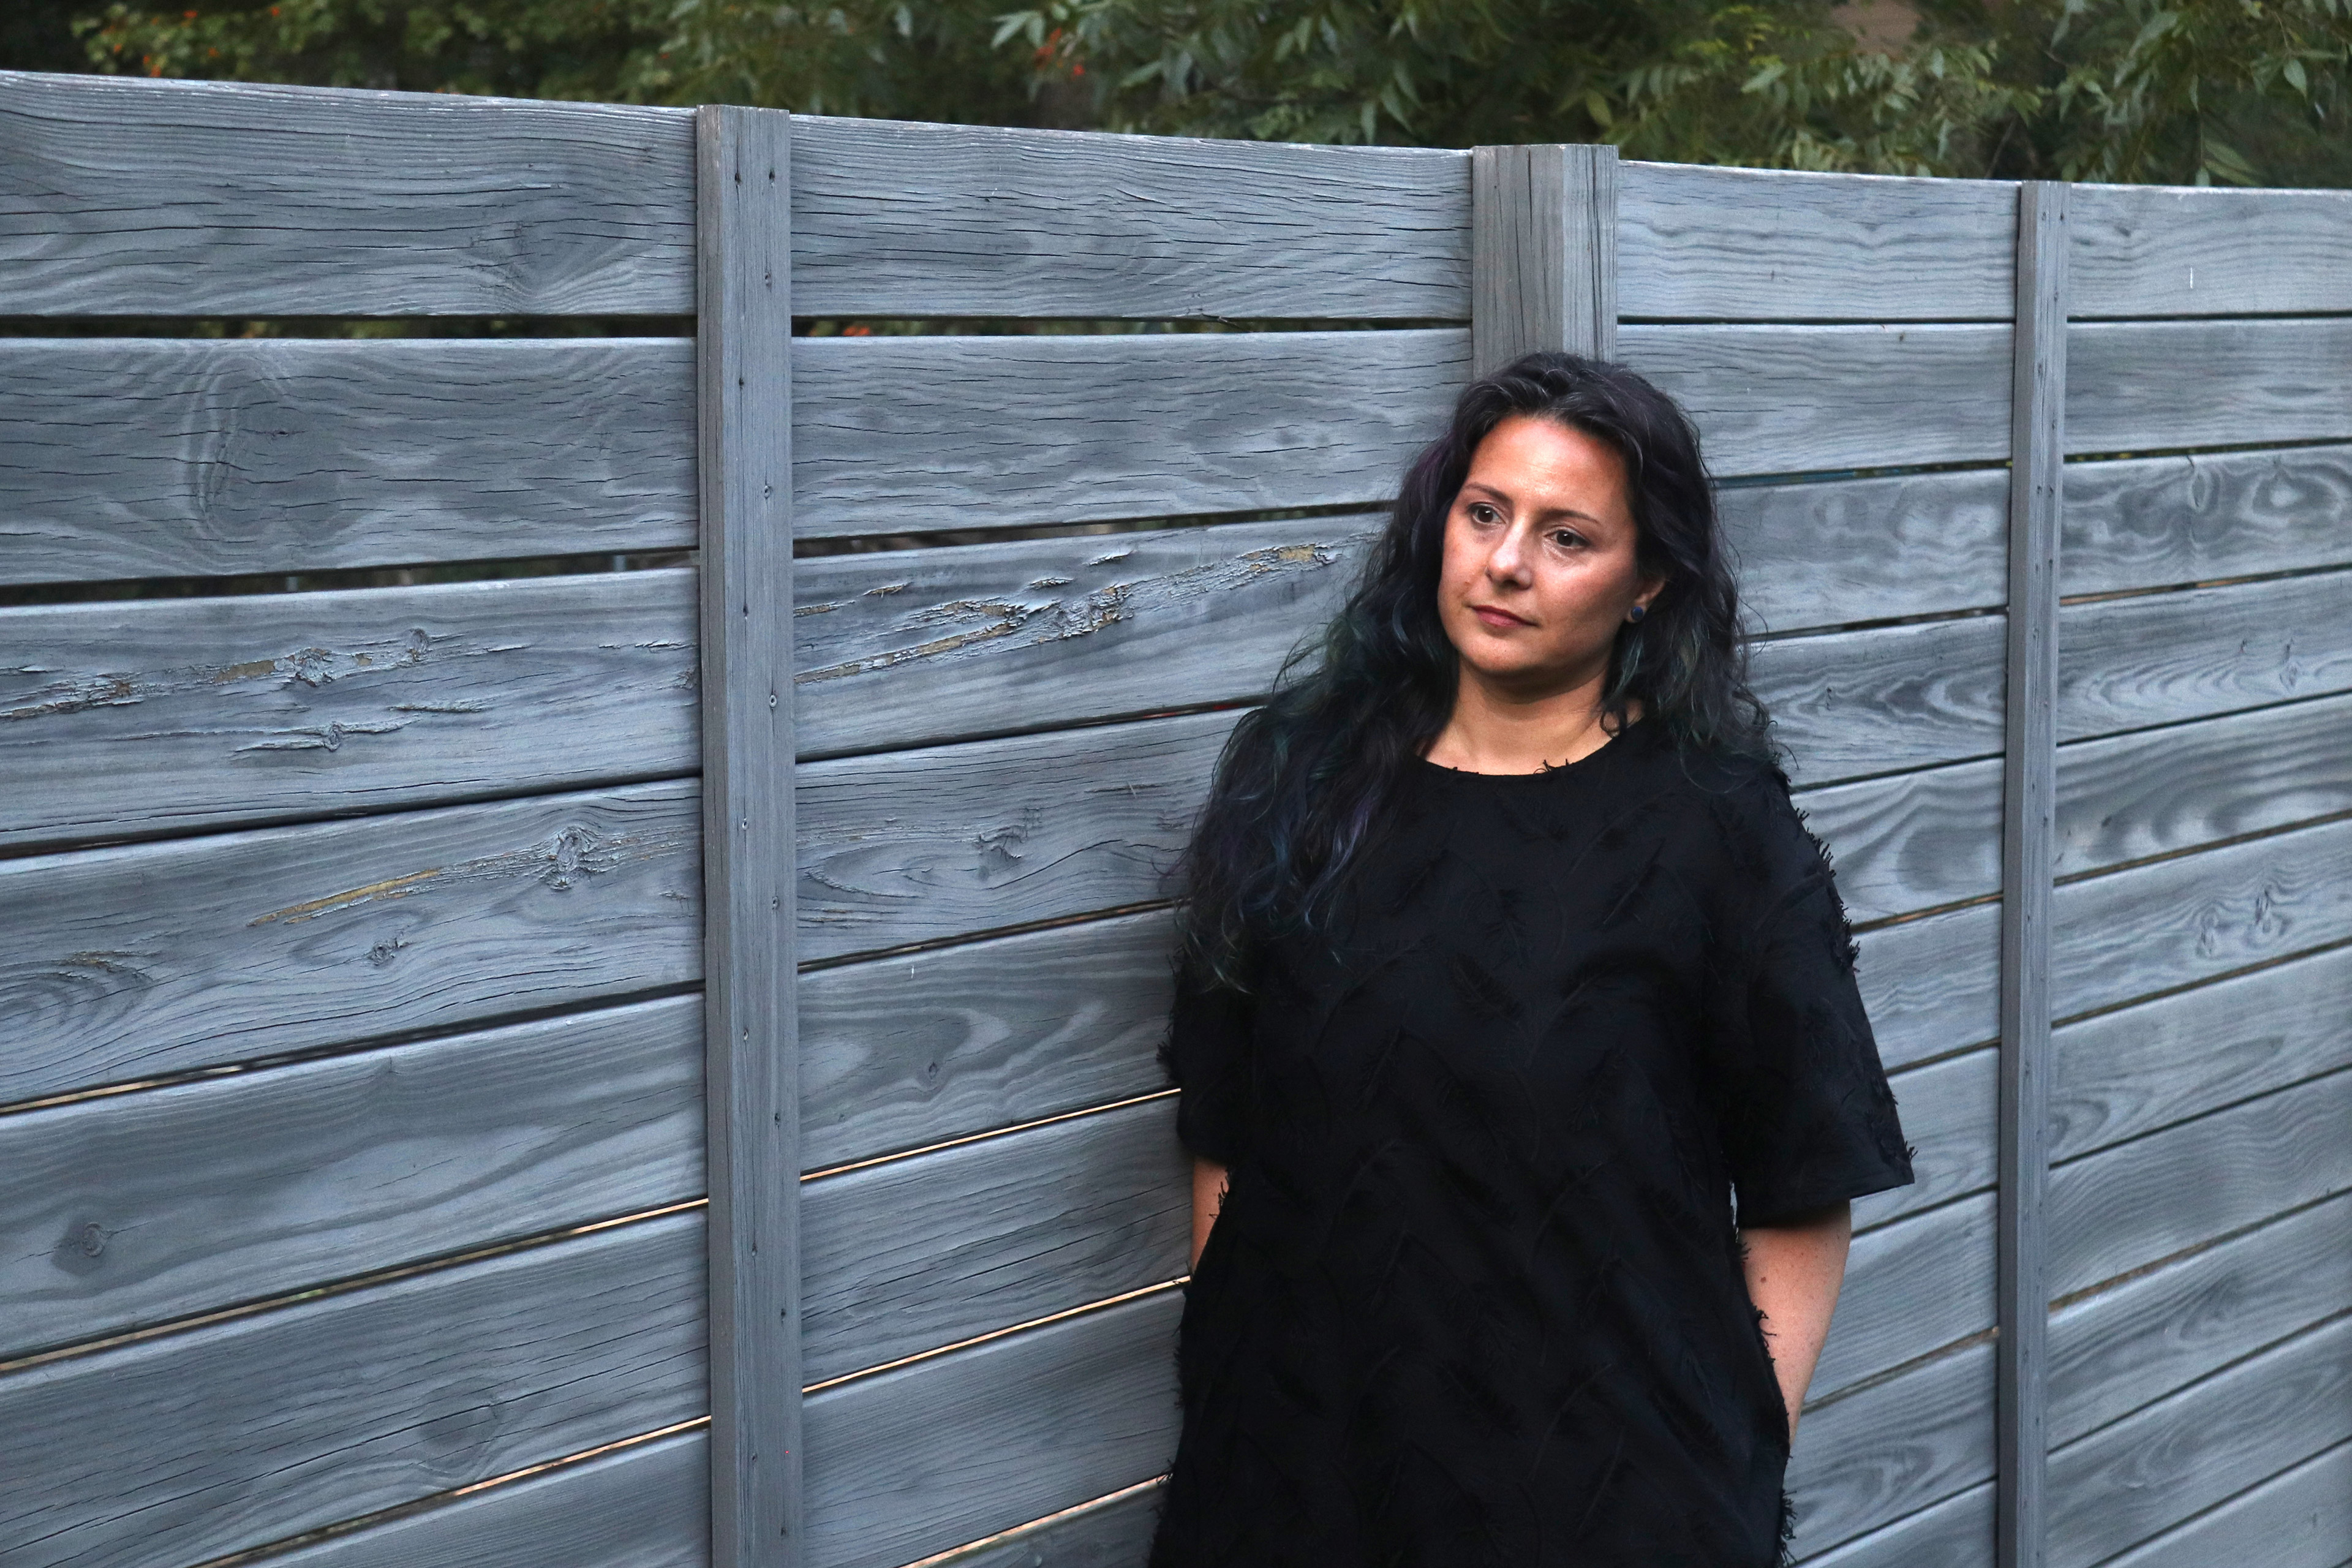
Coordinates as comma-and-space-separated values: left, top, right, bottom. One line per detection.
1627, 605, 1648, 624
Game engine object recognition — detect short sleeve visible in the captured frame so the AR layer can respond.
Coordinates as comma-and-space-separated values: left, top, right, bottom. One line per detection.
1711, 777, 1914, 1228
1163, 962, 1255, 1167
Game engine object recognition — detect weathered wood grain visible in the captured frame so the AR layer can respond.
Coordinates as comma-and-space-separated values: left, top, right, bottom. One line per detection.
0, 570, 698, 849
1754, 615, 2005, 787
799, 909, 1176, 1173
1853, 1046, 1995, 1232
1619, 162, 2015, 323
2052, 942, 2352, 1166
262, 1430, 709, 1568
2069, 183, 2352, 320
1853, 902, 2002, 1074
2047, 1312, 2352, 1568
0, 337, 695, 585
1723, 467, 2010, 634
2054, 814, 2352, 1021
2063, 445, 2352, 601
0, 780, 700, 1104
2048, 1067, 2352, 1300
802, 1290, 1182, 1568
2069, 318, 2352, 456
1795, 758, 2002, 925
791, 115, 1471, 321
1471, 141, 1616, 372
1799, 1482, 1992, 1568
924, 1482, 1164, 1568
2098, 1439, 2352, 1568
0, 1212, 706, 1568
803, 1098, 1188, 1384
2060, 568, 2352, 743
2049, 1192, 2352, 1449
792, 515, 1377, 760
791, 330, 1468, 540
0, 71, 693, 317
1816, 1193, 1994, 1403
1787, 1340, 1995, 1558
1618, 323, 2013, 477
0, 993, 701, 1361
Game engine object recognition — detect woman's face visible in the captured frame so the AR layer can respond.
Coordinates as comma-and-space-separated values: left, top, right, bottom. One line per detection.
1436, 414, 1664, 696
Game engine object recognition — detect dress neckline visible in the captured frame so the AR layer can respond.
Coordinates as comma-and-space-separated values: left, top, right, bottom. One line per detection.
1417, 714, 1652, 782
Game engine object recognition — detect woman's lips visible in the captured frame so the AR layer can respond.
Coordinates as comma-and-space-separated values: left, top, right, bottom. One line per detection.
1471, 605, 1532, 630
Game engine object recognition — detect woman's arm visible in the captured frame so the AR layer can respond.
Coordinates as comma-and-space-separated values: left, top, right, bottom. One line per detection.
1191, 1157, 1231, 1268
1741, 1201, 1853, 1441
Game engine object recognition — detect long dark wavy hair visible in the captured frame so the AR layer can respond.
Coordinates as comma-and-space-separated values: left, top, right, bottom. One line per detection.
1178, 350, 1774, 990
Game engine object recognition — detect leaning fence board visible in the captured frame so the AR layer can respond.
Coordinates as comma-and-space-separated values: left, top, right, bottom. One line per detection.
2046, 1068, 2352, 1301
2048, 1192, 2352, 1449
2053, 814, 2352, 1021
802, 1290, 1183, 1568
0, 1212, 706, 1568
2062, 445, 2352, 600
1800, 1482, 1993, 1568
799, 910, 1176, 1174
1853, 902, 2002, 1074
923, 1482, 1164, 1568
1787, 1340, 1996, 1557
1752, 615, 2005, 786
0, 337, 695, 585
791, 116, 1471, 321
1618, 162, 2016, 323
2047, 1312, 2352, 1568
261, 1429, 709, 1568
791, 330, 1468, 540
2100, 1439, 2352, 1568
2069, 183, 2352, 320
0, 993, 702, 1362
0, 569, 697, 848
2052, 941, 2352, 1166
1816, 1193, 1995, 1401
802, 1097, 1188, 1384
1618, 323, 2013, 477
2056, 693, 2352, 877
1722, 468, 2009, 633
1855, 1046, 1995, 1231
0, 780, 700, 1105
2069, 318, 2352, 456
0, 71, 694, 318
2060, 568, 2352, 743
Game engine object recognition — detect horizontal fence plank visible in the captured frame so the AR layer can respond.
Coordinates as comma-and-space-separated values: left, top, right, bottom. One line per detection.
1855, 1046, 1994, 1231
925, 1482, 1164, 1568
2048, 1067, 2352, 1300
2049, 1191, 2352, 1449
2052, 941, 2352, 1166
261, 1430, 708, 1568
1619, 323, 2013, 477
2063, 444, 2352, 600
2100, 1439, 2352, 1568
2060, 568, 2352, 742
804, 1290, 1182, 1568
791, 330, 1466, 540
1815, 1194, 1994, 1402
0, 993, 702, 1362
0, 780, 700, 1104
1800, 1482, 1992, 1568
1854, 902, 2002, 1074
0, 1212, 706, 1568
802, 1098, 1188, 1384
2048, 1312, 2352, 1568
0, 337, 695, 585
793, 514, 1373, 760
1755, 616, 2005, 787
791, 116, 1470, 321
2056, 692, 2352, 876
0, 71, 693, 317
2070, 318, 2352, 456
2070, 183, 2352, 319
1618, 162, 2015, 322
1787, 1340, 1994, 1558
2054, 814, 2352, 1020
1796, 758, 2002, 924
0, 570, 697, 849
801, 909, 1176, 1173
1724, 468, 2010, 633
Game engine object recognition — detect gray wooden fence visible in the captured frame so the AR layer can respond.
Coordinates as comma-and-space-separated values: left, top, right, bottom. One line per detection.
2, 66, 2348, 1568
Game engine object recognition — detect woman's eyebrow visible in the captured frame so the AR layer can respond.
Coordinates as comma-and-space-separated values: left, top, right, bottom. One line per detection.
1460, 479, 1608, 529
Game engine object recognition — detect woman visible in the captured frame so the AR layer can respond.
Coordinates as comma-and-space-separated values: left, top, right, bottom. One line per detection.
1153, 353, 1913, 1567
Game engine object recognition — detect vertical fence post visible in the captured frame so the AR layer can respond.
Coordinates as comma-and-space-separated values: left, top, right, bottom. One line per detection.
1998, 178, 2067, 1568
1470, 143, 1618, 373
697, 103, 801, 1568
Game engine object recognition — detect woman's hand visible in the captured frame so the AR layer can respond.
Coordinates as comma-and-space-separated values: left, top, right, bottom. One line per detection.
1740, 1202, 1853, 1442
1191, 1157, 1231, 1269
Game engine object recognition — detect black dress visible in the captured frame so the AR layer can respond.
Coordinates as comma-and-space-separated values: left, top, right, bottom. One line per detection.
1153, 717, 1913, 1568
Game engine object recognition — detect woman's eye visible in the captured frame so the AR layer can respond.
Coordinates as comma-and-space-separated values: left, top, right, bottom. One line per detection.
1468, 503, 1502, 526
1550, 530, 1587, 550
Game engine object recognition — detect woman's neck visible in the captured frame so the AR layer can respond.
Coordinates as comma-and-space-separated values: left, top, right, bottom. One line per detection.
1423, 666, 1635, 775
